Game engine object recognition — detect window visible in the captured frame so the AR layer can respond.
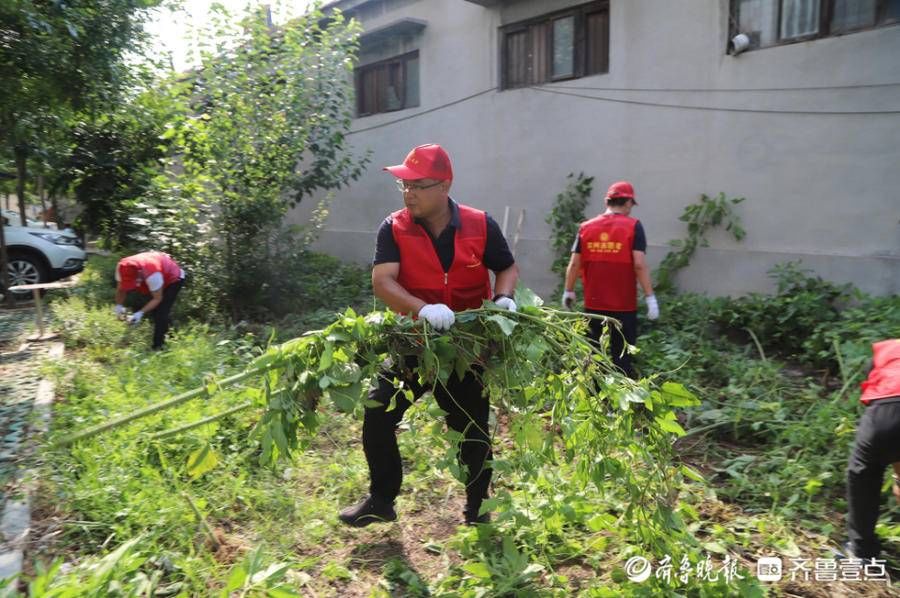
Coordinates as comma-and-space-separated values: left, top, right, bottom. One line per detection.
732, 0, 900, 50
355, 51, 420, 117
501, 1, 609, 90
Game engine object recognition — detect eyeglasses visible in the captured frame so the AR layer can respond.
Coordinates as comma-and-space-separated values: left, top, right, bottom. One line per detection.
396, 179, 443, 193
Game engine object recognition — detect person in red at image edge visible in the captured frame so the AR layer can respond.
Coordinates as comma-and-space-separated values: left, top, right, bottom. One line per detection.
561, 180, 658, 379
339, 144, 519, 528
845, 339, 900, 560
114, 251, 186, 350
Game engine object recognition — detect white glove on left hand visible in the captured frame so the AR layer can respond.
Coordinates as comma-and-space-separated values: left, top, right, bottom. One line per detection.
127, 310, 144, 325
495, 296, 517, 312
114, 304, 126, 316
646, 295, 659, 320
418, 303, 455, 330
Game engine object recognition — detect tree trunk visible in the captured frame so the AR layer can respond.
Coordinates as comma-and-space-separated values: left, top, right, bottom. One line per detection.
50, 192, 60, 228
15, 146, 27, 227
0, 211, 11, 306
38, 174, 48, 228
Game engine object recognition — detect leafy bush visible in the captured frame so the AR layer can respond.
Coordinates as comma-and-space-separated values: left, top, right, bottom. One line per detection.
51, 296, 129, 357
233, 229, 373, 321
708, 261, 899, 371
64, 253, 119, 307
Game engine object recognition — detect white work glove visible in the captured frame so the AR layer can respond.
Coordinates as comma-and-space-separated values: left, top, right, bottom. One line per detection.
646, 295, 659, 320
127, 310, 144, 325
494, 296, 517, 312
562, 290, 576, 309
418, 303, 455, 331
114, 304, 126, 316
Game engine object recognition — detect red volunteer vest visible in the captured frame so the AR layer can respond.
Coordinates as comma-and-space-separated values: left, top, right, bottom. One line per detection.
860, 339, 900, 405
578, 213, 638, 311
119, 252, 182, 296
391, 204, 491, 312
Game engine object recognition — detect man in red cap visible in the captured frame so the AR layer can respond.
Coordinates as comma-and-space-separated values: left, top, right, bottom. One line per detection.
561, 180, 658, 378
339, 143, 518, 527
114, 251, 186, 350
844, 339, 900, 560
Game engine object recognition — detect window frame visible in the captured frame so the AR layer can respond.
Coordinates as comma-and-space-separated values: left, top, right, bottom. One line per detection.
354, 50, 420, 117
500, 0, 609, 90
730, 0, 900, 52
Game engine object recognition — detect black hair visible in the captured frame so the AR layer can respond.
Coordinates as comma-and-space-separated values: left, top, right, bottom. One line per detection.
606, 197, 631, 207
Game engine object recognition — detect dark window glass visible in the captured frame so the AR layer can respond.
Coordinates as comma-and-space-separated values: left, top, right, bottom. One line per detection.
355, 51, 420, 116
732, 0, 899, 51
552, 16, 575, 78
501, 1, 609, 89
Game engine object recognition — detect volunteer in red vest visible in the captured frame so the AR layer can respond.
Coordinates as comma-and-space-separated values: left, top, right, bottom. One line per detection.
114, 251, 186, 350
339, 143, 518, 528
561, 181, 658, 378
845, 339, 900, 559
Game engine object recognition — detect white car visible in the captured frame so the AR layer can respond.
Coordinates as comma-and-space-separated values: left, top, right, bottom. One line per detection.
2, 208, 46, 229
3, 222, 86, 294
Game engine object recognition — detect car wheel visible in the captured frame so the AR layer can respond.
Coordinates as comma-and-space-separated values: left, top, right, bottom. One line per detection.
7, 252, 47, 295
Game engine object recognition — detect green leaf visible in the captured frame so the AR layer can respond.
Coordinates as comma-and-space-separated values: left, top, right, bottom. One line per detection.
318, 345, 333, 371
680, 464, 706, 483
462, 562, 492, 579
659, 381, 699, 407
328, 381, 362, 413
702, 541, 727, 554
654, 412, 687, 437
225, 564, 248, 591
514, 286, 544, 308
485, 314, 517, 336
803, 479, 823, 496
187, 445, 219, 479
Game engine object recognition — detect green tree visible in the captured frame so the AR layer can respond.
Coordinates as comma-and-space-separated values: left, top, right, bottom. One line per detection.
0, 0, 159, 296
185, 6, 367, 318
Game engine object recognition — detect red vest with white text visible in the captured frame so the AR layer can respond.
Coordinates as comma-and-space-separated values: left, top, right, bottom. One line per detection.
860, 339, 900, 405
391, 204, 491, 312
119, 252, 182, 296
578, 213, 638, 311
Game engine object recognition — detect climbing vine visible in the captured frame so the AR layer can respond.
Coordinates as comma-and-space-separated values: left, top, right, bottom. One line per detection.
546, 173, 594, 292
655, 192, 746, 293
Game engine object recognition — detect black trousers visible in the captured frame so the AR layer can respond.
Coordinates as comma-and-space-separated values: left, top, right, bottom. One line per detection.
586, 309, 638, 379
151, 279, 184, 350
362, 358, 492, 515
846, 398, 900, 558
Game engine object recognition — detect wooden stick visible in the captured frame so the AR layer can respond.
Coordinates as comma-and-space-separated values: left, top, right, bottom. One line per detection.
512, 208, 525, 257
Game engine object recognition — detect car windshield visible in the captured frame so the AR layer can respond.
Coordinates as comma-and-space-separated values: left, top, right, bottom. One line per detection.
3, 209, 49, 228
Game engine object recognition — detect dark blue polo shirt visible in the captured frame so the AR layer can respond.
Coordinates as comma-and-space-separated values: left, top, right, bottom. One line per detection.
374, 198, 515, 273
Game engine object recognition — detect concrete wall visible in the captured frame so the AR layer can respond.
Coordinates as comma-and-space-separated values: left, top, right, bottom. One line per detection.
292, 0, 900, 299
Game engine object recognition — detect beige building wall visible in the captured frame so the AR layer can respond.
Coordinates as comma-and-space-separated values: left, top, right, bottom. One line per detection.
291, 0, 900, 298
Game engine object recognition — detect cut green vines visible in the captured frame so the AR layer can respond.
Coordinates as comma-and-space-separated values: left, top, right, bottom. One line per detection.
58, 288, 700, 550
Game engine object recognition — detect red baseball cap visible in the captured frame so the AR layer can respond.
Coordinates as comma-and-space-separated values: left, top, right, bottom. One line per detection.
116, 260, 139, 291
605, 180, 637, 204
384, 144, 453, 181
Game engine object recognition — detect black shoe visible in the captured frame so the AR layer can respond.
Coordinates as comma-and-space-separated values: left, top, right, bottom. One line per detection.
835, 542, 877, 561
339, 495, 397, 528
464, 509, 491, 526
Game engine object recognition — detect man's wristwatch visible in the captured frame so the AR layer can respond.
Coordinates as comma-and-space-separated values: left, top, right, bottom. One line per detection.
492, 293, 513, 302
